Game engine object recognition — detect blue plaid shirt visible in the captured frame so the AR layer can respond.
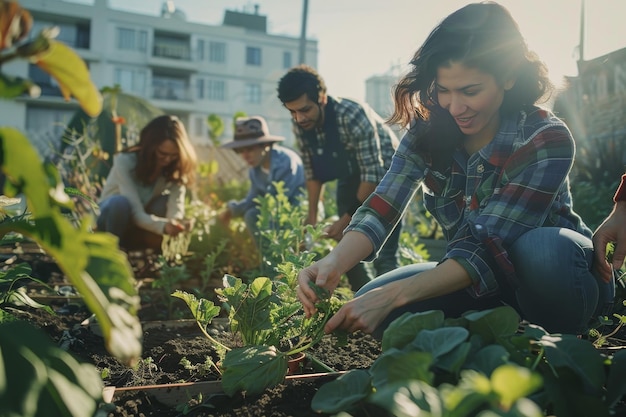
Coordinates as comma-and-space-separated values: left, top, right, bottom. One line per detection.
292, 96, 399, 184
347, 106, 591, 297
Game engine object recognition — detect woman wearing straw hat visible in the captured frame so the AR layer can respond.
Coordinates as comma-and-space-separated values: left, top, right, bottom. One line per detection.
218, 116, 305, 243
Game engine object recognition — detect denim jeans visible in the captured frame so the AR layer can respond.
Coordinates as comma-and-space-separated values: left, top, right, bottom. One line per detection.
336, 172, 401, 291
356, 227, 615, 337
97, 194, 167, 250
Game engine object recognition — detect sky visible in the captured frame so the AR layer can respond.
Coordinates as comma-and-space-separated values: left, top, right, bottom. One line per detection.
105, 0, 626, 102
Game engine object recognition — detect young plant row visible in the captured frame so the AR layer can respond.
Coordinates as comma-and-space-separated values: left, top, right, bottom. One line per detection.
311, 305, 626, 417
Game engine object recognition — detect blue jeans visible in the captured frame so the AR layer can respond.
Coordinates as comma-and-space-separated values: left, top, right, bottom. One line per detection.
97, 194, 167, 250
356, 227, 615, 337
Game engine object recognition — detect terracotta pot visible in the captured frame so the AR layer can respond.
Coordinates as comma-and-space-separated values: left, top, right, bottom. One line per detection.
287, 352, 306, 375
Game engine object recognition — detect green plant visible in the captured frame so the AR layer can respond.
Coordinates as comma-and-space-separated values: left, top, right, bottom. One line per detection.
206, 113, 224, 147
172, 276, 345, 396
151, 258, 191, 319
0, 1, 142, 415
310, 305, 626, 417
0, 262, 54, 320
255, 181, 334, 275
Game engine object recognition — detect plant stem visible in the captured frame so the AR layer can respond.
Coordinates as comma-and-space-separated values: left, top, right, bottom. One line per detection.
196, 322, 230, 353
306, 353, 337, 372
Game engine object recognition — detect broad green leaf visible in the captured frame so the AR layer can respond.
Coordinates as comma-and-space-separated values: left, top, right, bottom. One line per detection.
436, 341, 472, 375
465, 344, 510, 376
370, 348, 434, 387
0, 322, 103, 417
0, 323, 53, 417
541, 366, 609, 417
311, 369, 372, 413
32, 40, 102, 117
540, 334, 605, 393
0, 127, 60, 216
465, 306, 520, 344
221, 345, 287, 396
474, 397, 544, 417
605, 349, 626, 407
369, 380, 444, 417
171, 290, 221, 329
440, 371, 492, 417
382, 310, 445, 351
0, 129, 141, 366
412, 327, 469, 359
491, 364, 542, 410
5, 290, 54, 314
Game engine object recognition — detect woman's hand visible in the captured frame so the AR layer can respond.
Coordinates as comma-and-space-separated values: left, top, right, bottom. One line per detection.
164, 220, 185, 236
324, 285, 400, 334
297, 257, 343, 316
296, 231, 374, 316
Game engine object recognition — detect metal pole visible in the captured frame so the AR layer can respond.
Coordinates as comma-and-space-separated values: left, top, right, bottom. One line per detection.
298, 0, 309, 64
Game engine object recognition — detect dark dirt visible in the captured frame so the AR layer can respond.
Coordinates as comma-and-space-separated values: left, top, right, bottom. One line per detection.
16, 305, 381, 417
9, 245, 626, 417
7, 246, 382, 417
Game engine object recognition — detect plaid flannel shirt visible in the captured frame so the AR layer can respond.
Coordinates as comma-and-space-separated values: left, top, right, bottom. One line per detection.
292, 96, 399, 184
347, 106, 592, 297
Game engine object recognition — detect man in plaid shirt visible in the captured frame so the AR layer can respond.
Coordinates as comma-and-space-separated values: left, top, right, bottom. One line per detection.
277, 65, 400, 290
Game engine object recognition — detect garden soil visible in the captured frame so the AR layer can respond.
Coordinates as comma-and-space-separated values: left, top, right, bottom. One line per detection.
17, 304, 381, 417
10, 247, 382, 417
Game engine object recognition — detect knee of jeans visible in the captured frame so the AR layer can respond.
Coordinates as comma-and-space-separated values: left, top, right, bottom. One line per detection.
355, 262, 437, 297
101, 195, 132, 214
509, 228, 591, 277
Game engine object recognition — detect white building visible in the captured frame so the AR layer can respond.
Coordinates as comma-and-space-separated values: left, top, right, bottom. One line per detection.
365, 67, 405, 138
1, 0, 318, 153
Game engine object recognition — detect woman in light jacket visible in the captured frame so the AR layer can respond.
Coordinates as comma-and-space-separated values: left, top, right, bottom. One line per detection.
97, 115, 197, 251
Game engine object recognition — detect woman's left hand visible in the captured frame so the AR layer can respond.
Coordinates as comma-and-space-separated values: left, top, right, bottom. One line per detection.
324, 284, 400, 334
164, 220, 185, 236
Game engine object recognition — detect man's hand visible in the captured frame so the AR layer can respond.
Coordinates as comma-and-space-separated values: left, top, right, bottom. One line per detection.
217, 209, 232, 224
323, 213, 352, 241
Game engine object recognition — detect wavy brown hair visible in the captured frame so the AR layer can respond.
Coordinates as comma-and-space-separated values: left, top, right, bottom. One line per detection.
388, 2, 553, 170
125, 115, 197, 185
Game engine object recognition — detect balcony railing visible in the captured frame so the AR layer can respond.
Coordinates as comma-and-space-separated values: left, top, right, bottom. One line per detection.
151, 86, 192, 101
152, 43, 191, 60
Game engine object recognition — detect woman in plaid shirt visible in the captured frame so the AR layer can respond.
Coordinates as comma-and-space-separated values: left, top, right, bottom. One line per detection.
297, 2, 615, 336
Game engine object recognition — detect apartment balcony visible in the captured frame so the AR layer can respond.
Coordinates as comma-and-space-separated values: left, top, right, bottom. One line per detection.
149, 35, 197, 73
153, 43, 190, 60
151, 85, 192, 101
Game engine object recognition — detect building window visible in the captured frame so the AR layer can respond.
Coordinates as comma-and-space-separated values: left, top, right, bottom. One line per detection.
30, 20, 90, 49
283, 51, 292, 69
196, 78, 205, 99
196, 39, 205, 61
152, 76, 188, 100
207, 80, 226, 101
116, 27, 147, 52
245, 83, 261, 104
246, 46, 261, 66
209, 41, 226, 63
114, 68, 147, 95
